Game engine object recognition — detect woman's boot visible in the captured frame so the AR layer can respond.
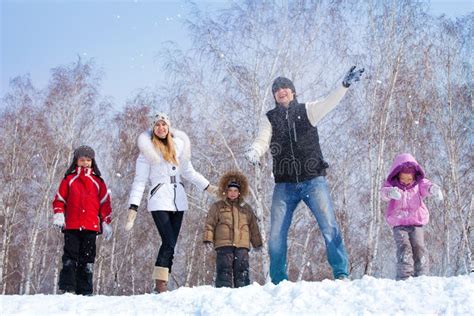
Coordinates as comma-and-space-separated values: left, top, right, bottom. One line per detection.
152, 266, 169, 293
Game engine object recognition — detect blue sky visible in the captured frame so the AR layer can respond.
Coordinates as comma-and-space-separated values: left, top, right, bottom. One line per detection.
1, 0, 473, 108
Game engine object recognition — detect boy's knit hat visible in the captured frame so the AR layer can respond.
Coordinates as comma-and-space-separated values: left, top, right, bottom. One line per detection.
152, 112, 171, 128
227, 180, 241, 190
74, 145, 95, 160
272, 77, 296, 95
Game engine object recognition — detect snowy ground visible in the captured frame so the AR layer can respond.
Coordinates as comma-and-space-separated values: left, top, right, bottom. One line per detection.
2, 275, 473, 315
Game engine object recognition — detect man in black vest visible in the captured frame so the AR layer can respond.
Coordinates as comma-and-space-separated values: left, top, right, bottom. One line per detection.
245, 66, 364, 284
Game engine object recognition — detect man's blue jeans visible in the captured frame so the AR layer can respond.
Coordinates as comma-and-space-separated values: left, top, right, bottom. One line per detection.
268, 176, 349, 284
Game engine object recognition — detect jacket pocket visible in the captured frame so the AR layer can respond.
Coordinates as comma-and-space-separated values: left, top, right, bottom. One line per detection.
150, 183, 163, 199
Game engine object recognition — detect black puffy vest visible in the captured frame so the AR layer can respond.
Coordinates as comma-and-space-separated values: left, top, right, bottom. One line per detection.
266, 100, 329, 183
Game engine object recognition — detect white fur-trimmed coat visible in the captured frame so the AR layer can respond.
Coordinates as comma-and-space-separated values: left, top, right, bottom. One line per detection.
128, 129, 209, 212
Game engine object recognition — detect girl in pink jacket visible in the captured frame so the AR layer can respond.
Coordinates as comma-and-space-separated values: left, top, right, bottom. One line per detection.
381, 153, 443, 280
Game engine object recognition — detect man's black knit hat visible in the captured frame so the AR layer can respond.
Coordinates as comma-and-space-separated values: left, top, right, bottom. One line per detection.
272, 77, 296, 95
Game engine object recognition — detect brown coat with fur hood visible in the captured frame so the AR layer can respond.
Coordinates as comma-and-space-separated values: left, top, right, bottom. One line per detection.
203, 171, 263, 250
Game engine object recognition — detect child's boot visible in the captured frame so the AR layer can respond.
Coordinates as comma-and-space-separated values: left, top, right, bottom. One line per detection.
76, 263, 94, 295
58, 259, 77, 293
152, 266, 169, 293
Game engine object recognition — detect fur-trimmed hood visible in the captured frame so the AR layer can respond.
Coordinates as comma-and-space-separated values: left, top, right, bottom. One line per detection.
137, 128, 191, 165
218, 170, 249, 200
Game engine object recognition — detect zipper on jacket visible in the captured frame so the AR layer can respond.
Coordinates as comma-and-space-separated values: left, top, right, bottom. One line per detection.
293, 122, 297, 142
286, 108, 299, 182
150, 183, 163, 198
173, 185, 178, 211
231, 204, 235, 246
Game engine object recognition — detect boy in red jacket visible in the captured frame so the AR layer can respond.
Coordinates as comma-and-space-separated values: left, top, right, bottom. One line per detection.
52, 145, 112, 295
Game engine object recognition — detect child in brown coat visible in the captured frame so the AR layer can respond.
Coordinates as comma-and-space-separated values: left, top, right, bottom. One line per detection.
203, 171, 263, 288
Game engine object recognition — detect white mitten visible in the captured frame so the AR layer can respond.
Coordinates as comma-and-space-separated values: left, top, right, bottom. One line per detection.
125, 209, 137, 231
388, 187, 402, 200
102, 222, 113, 241
53, 213, 65, 229
430, 184, 444, 201
244, 148, 260, 165
206, 184, 219, 196
204, 242, 214, 252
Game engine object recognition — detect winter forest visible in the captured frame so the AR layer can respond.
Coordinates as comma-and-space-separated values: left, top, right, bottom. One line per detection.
1, 1, 472, 296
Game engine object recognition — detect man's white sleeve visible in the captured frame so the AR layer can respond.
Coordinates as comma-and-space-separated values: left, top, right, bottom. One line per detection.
250, 116, 272, 157
306, 85, 348, 126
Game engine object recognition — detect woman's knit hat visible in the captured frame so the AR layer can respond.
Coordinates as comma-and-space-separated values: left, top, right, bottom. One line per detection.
152, 112, 171, 128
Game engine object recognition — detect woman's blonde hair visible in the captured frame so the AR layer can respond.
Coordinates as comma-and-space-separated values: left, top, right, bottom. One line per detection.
151, 129, 179, 165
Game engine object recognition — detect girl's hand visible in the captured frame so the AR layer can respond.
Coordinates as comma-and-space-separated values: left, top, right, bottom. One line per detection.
102, 222, 113, 241
388, 187, 402, 200
53, 213, 65, 229
430, 184, 444, 201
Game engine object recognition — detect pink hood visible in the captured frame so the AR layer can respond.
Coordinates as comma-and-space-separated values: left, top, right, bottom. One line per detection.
386, 153, 425, 190
381, 153, 432, 228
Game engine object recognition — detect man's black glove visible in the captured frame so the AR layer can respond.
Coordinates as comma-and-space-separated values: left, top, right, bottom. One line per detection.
342, 66, 364, 87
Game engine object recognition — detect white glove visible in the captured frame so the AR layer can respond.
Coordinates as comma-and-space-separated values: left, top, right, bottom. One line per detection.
125, 209, 137, 231
204, 242, 214, 252
430, 184, 444, 201
244, 148, 260, 165
388, 187, 402, 200
102, 222, 113, 241
205, 184, 219, 196
53, 213, 65, 229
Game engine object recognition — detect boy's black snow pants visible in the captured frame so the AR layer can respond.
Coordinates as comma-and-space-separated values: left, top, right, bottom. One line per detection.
59, 230, 97, 295
215, 246, 250, 288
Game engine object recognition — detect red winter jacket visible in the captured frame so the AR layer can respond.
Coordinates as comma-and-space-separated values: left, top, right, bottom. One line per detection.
53, 167, 112, 232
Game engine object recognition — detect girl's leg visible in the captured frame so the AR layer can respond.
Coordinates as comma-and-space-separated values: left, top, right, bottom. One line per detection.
59, 231, 80, 293
76, 231, 97, 295
410, 226, 428, 277
393, 226, 413, 280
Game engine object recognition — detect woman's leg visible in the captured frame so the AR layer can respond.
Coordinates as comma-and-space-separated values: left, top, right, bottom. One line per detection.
151, 211, 184, 271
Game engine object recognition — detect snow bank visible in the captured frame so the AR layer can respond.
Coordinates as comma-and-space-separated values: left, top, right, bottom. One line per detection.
2, 275, 473, 315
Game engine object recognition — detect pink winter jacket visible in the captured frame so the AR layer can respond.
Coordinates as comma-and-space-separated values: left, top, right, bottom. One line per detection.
381, 153, 433, 228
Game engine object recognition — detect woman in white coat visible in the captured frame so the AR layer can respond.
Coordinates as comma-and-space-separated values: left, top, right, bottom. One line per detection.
125, 112, 217, 293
